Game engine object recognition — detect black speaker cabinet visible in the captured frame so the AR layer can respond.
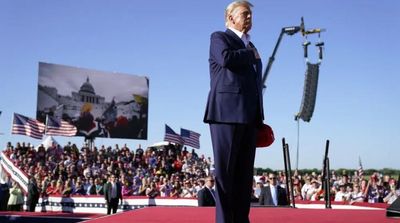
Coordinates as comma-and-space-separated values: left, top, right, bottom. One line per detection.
387, 197, 400, 217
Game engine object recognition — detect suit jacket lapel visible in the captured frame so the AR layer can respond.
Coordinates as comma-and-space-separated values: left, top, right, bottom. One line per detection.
249, 41, 263, 79
225, 29, 246, 48
207, 187, 216, 202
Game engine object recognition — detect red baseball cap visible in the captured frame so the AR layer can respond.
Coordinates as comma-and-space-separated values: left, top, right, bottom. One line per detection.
256, 124, 274, 148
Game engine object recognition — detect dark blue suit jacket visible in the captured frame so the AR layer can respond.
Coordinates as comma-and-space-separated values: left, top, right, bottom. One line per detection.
104, 182, 122, 202
197, 187, 216, 207
204, 29, 264, 124
259, 185, 288, 206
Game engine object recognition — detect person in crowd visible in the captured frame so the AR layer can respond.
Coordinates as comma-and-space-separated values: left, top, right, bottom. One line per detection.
86, 178, 97, 195
259, 173, 288, 206
383, 179, 400, 205
292, 178, 303, 200
197, 176, 216, 207
45, 180, 58, 196
138, 177, 150, 196
349, 184, 366, 203
191, 179, 202, 198
360, 179, 369, 201
301, 176, 313, 200
26, 177, 40, 212
104, 175, 122, 215
54, 180, 64, 196
309, 180, 323, 201
62, 179, 73, 197
83, 164, 92, 179
145, 181, 160, 198
136, 144, 144, 157
339, 174, 353, 189
376, 178, 386, 203
335, 184, 350, 202
0, 182, 10, 211
36, 145, 46, 165
121, 179, 133, 196
40, 177, 50, 198
181, 180, 194, 198
95, 178, 104, 195
72, 180, 86, 195
131, 177, 141, 196
159, 178, 173, 197
7, 182, 24, 211
367, 177, 380, 203
253, 181, 264, 201
170, 181, 182, 198
203, 1, 264, 222
195, 178, 205, 193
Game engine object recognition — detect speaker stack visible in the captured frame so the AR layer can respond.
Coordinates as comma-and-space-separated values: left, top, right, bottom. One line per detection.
296, 62, 320, 122
387, 197, 400, 217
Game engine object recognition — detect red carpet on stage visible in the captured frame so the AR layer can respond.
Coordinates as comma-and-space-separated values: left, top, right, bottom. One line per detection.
82, 207, 399, 223
0, 211, 103, 223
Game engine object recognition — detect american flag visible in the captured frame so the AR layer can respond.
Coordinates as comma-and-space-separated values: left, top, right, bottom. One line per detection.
358, 156, 364, 179
45, 115, 77, 136
12, 113, 45, 139
181, 128, 200, 149
164, 124, 183, 145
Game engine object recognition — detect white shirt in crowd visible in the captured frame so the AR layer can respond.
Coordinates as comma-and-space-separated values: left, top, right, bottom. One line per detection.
335, 191, 350, 201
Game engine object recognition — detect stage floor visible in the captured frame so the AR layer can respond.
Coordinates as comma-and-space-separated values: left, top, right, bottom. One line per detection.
1, 205, 398, 223
82, 206, 398, 223
0, 211, 102, 223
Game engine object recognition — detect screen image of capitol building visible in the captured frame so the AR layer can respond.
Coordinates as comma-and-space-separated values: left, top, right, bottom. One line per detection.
37, 62, 149, 140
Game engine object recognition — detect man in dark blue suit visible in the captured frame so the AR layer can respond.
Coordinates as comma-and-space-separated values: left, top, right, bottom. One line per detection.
26, 177, 40, 212
104, 174, 122, 215
259, 173, 289, 206
203, 1, 263, 222
197, 176, 216, 207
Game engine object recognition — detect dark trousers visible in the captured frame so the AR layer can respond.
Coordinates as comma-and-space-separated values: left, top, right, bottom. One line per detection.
210, 123, 257, 223
27, 198, 38, 212
107, 198, 119, 215
8, 204, 22, 211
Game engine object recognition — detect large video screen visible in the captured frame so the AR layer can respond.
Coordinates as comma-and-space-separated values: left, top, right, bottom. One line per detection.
37, 62, 149, 139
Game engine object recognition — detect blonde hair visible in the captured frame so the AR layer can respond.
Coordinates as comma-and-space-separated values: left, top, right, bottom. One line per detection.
225, 1, 253, 27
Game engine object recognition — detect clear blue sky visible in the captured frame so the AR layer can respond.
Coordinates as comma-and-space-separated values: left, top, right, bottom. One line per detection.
1, 0, 399, 170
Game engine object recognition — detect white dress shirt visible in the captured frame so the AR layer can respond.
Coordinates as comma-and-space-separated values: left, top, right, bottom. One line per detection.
270, 185, 278, 206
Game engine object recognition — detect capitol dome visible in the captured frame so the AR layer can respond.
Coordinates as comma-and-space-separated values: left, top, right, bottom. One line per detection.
79, 77, 95, 95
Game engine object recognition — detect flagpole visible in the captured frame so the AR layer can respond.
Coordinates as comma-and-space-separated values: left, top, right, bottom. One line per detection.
45, 114, 49, 136
10, 113, 14, 136
47, 104, 64, 137
358, 156, 363, 180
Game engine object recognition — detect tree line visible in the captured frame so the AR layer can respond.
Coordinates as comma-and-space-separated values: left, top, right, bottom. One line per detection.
254, 167, 400, 177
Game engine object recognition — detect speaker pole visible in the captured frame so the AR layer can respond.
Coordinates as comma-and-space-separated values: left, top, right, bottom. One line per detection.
285, 143, 296, 208
323, 140, 331, 209
282, 138, 296, 208
282, 138, 289, 205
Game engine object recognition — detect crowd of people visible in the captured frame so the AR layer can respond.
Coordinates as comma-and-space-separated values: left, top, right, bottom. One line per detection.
0, 141, 214, 212
0, 141, 399, 212
253, 169, 400, 205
